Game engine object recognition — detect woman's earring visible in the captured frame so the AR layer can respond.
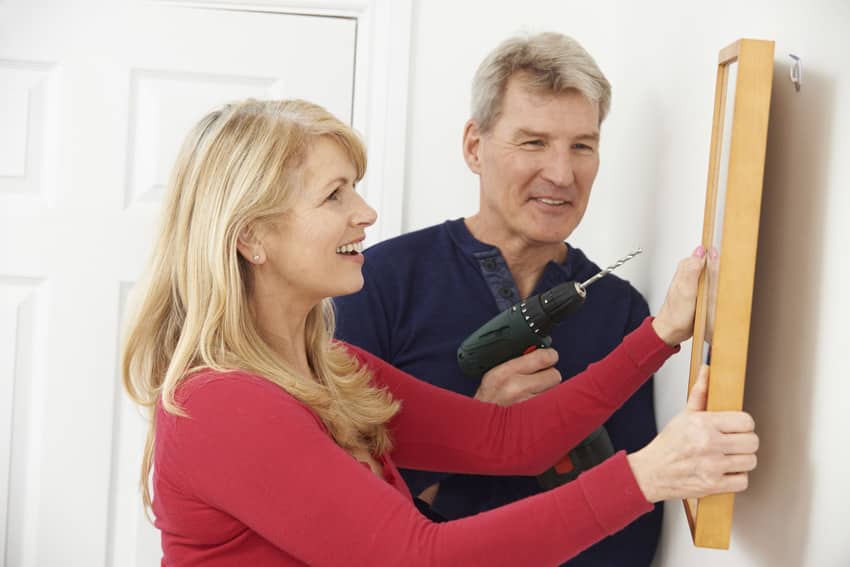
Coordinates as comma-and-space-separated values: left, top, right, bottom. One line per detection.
253, 255, 260, 262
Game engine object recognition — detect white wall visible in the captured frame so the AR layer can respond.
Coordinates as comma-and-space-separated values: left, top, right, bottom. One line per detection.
403, 1, 850, 565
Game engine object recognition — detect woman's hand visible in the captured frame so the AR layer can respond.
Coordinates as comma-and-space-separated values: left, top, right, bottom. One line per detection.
627, 365, 759, 503
652, 246, 706, 346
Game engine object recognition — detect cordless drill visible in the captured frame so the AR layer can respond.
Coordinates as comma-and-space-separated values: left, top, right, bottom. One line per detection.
456, 249, 642, 489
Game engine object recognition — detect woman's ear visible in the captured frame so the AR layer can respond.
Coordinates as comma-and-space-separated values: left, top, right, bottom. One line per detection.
236, 224, 265, 264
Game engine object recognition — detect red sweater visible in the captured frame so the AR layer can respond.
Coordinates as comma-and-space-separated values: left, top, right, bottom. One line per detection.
153, 317, 676, 566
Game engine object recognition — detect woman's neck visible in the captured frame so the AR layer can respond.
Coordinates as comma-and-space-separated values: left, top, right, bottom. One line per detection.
249, 286, 314, 377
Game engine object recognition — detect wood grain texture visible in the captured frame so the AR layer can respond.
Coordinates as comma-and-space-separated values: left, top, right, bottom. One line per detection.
685, 38, 775, 550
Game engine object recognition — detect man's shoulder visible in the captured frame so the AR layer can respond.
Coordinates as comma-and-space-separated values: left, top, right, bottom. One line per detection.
363, 221, 456, 272
366, 222, 449, 253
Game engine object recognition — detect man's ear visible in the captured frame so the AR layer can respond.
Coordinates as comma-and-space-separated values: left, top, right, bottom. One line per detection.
236, 224, 264, 264
462, 119, 483, 175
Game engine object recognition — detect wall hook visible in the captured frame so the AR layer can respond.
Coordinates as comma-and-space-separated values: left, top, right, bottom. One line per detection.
789, 54, 802, 92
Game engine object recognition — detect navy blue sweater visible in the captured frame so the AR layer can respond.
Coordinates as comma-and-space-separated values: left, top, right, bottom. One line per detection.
335, 219, 661, 566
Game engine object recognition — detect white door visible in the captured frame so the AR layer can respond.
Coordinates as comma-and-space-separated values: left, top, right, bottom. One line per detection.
0, 1, 366, 565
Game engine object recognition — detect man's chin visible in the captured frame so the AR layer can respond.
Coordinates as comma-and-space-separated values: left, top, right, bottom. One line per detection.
525, 210, 582, 235
522, 224, 579, 246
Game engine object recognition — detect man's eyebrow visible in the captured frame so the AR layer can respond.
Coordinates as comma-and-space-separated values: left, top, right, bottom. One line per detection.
514, 128, 549, 139
575, 131, 601, 142
513, 128, 600, 141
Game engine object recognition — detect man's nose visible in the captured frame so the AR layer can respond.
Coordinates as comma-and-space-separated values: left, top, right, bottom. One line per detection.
541, 150, 575, 188
352, 191, 378, 227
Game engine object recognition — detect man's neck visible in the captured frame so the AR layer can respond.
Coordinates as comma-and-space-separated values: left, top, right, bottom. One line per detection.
464, 216, 567, 299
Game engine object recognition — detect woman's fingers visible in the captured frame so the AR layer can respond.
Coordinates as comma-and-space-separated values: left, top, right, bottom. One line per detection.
686, 365, 710, 411
710, 411, 757, 434
723, 453, 758, 474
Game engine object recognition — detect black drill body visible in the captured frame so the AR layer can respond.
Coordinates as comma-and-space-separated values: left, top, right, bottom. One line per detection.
457, 280, 615, 488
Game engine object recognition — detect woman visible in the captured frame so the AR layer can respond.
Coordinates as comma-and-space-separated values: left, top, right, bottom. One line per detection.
122, 99, 757, 566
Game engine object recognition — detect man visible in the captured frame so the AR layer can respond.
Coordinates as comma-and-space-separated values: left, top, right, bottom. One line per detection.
335, 32, 661, 565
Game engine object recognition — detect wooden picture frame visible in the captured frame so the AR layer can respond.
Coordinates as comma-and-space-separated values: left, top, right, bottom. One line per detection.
684, 38, 775, 549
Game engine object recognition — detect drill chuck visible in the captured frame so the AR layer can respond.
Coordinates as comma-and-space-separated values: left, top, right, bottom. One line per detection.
539, 281, 587, 325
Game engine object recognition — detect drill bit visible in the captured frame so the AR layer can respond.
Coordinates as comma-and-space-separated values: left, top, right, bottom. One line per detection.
580, 248, 643, 290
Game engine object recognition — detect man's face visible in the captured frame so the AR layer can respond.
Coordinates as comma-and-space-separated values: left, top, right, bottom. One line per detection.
466, 75, 601, 247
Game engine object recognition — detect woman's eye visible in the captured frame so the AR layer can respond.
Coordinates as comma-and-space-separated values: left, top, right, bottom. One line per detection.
574, 143, 594, 152
326, 188, 341, 201
523, 140, 544, 147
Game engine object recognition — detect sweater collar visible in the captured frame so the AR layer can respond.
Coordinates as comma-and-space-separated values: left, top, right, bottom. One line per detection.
443, 218, 590, 286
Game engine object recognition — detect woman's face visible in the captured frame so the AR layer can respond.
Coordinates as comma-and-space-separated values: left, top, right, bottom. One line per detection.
255, 136, 376, 304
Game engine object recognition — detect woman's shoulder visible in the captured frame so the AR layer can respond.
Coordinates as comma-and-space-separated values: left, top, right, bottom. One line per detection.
166, 369, 320, 427
176, 368, 281, 401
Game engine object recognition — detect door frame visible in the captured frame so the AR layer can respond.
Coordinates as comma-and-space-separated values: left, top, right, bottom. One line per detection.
158, 0, 412, 242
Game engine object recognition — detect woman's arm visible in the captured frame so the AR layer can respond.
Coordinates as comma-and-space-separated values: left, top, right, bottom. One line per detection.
347, 317, 677, 475
168, 373, 651, 566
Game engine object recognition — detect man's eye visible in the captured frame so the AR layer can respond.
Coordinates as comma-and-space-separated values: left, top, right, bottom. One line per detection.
574, 143, 595, 152
522, 140, 545, 147
326, 188, 341, 201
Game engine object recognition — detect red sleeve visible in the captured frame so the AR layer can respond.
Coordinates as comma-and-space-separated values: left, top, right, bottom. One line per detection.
345, 316, 677, 474
166, 371, 653, 566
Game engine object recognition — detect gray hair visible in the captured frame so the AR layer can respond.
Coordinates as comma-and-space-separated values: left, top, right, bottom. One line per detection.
470, 32, 612, 132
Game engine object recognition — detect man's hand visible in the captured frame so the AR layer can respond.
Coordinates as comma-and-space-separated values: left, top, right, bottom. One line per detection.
627, 365, 759, 503
474, 347, 561, 406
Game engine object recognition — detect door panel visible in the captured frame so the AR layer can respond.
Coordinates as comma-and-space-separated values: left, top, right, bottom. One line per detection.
0, 1, 357, 565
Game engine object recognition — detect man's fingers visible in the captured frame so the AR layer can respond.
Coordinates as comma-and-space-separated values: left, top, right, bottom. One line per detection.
492, 347, 559, 376
476, 348, 561, 405
503, 367, 561, 403
525, 367, 562, 395
686, 364, 710, 411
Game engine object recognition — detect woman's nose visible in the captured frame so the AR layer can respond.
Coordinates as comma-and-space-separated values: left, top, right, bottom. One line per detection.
352, 192, 377, 227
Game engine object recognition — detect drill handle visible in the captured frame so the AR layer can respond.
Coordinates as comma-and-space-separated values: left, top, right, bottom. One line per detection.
457, 306, 552, 377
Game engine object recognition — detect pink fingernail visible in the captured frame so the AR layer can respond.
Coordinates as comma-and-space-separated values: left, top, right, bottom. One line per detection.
694, 245, 706, 258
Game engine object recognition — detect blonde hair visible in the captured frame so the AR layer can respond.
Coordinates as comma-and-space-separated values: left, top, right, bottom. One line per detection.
121, 99, 400, 512
471, 31, 612, 132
